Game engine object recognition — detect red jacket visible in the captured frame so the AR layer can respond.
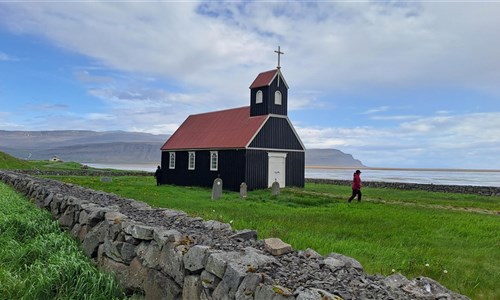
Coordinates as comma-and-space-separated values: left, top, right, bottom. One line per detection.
352, 173, 362, 189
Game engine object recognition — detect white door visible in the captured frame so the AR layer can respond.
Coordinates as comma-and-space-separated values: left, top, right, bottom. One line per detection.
268, 153, 287, 188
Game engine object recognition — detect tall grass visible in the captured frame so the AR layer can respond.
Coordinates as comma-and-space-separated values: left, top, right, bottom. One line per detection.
0, 182, 126, 300
50, 175, 500, 299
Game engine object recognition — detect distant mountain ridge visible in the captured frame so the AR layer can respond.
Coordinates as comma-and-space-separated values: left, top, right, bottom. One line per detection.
305, 149, 365, 167
0, 130, 365, 167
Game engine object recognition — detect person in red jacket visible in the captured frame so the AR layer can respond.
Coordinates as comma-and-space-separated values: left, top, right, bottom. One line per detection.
348, 170, 362, 202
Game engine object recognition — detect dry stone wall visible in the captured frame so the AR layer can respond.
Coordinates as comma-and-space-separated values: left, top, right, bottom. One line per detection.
0, 171, 469, 300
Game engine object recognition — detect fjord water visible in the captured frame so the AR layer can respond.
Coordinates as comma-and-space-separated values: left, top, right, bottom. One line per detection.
86, 163, 500, 187
306, 168, 500, 187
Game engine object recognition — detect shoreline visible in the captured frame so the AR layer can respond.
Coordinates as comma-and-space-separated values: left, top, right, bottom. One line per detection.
305, 166, 500, 173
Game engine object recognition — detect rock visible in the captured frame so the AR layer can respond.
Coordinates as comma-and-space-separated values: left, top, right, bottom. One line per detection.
324, 253, 363, 271
264, 238, 293, 256
82, 221, 107, 257
229, 229, 258, 241
154, 228, 182, 246
144, 269, 182, 300
235, 272, 262, 299
183, 275, 202, 300
255, 285, 291, 299
200, 270, 221, 290
203, 220, 232, 231
383, 273, 410, 289
124, 223, 155, 240
184, 245, 211, 272
205, 251, 239, 278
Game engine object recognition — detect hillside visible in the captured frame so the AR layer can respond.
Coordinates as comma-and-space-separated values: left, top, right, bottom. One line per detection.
0, 151, 31, 169
0, 130, 168, 164
0, 130, 365, 166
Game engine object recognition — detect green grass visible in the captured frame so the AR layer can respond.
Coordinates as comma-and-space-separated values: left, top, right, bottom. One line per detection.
0, 151, 32, 169
0, 150, 143, 172
47, 175, 500, 299
0, 182, 126, 300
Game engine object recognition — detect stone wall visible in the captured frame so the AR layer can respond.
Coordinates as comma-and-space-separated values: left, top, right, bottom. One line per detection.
306, 178, 500, 196
0, 171, 469, 300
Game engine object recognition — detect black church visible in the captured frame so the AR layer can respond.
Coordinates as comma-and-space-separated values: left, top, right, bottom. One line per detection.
160, 49, 305, 191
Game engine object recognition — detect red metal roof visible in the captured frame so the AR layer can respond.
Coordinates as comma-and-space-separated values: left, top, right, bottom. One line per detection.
161, 106, 268, 150
249, 69, 278, 89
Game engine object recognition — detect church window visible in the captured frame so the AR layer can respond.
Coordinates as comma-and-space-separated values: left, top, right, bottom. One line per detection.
188, 152, 196, 170
210, 151, 218, 171
256, 90, 263, 104
169, 152, 176, 169
275, 90, 282, 105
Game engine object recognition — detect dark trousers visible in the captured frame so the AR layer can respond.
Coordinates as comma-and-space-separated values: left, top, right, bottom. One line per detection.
348, 189, 362, 202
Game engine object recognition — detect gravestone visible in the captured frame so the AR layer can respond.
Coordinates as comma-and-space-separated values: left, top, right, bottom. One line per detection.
100, 177, 112, 182
211, 178, 223, 200
239, 182, 247, 198
271, 181, 280, 195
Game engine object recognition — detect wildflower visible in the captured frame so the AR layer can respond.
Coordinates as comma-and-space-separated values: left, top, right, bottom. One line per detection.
230, 220, 233, 224
212, 210, 215, 212
391, 269, 396, 273
443, 270, 448, 274
425, 263, 429, 267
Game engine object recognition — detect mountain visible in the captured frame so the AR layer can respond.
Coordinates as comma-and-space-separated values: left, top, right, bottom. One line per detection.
305, 149, 365, 167
0, 130, 168, 163
0, 130, 365, 167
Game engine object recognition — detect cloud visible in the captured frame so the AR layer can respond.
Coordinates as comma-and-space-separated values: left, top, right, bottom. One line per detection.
25, 103, 69, 111
370, 115, 420, 121
362, 106, 390, 115
73, 70, 114, 84
1, 2, 500, 168
3, 1, 500, 97
297, 112, 500, 168
0, 51, 11, 61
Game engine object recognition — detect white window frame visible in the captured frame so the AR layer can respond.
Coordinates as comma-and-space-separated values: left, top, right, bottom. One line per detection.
274, 90, 282, 105
256, 90, 263, 104
188, 152, 196, 170
210, 151, 218, 171
169, 152, 176, 169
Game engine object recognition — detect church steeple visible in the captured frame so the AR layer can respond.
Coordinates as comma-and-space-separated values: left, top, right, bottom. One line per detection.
249, 47, 289, 117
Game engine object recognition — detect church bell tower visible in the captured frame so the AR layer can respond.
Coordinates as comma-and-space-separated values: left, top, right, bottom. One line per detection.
249, 46, 289, 117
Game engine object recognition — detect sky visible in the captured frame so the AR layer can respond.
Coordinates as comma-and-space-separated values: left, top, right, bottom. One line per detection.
1, 1, 500, 169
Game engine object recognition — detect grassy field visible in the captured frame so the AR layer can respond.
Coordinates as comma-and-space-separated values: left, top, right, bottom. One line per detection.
45, 175, 500, 300
0, 151, 139, 172
0, 182, 126, 300
1, 153, 498, 299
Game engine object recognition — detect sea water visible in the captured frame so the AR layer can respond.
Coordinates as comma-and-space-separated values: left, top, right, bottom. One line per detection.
85, 163, 500, 187
306, 168, 500, 187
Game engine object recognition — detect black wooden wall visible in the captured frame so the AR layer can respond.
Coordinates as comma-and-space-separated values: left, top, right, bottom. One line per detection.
160, 149, 246, 191
285, 151, 305, 188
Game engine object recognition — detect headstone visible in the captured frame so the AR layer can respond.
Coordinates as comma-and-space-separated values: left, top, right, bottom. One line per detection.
211, 178, 223, 200
271, 181, 280, 195
239, 182, 247, 198
100, 177, 112, 182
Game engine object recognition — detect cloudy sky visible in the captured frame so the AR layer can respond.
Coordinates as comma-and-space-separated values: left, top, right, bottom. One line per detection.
1, 1, 500, 169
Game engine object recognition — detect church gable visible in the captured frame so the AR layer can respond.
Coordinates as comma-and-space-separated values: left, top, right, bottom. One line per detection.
248, 116, 305, 151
